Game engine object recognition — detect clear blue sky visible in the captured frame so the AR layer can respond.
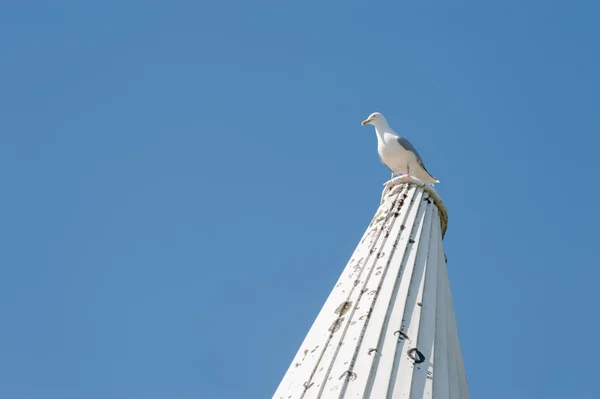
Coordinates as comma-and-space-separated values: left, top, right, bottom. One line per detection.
1, 1, 599, 398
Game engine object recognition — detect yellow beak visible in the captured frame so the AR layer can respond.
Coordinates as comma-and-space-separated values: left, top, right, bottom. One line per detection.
361, 119, 371, 126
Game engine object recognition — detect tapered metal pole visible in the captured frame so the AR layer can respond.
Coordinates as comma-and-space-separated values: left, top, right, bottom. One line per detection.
274, 177, 468, 399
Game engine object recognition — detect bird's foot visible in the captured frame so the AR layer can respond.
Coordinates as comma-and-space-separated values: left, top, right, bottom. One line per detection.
383, 174, 411, 187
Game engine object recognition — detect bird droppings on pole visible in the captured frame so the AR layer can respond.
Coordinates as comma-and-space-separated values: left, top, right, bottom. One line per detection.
273, 176, 469, 399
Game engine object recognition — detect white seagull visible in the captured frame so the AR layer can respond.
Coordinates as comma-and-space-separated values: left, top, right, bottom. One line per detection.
361, 112, 439, 185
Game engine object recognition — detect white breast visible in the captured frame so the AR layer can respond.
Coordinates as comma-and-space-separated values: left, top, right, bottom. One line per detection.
377, 133, 417, 174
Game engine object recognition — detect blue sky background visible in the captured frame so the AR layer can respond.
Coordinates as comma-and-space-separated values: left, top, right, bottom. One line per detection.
1, 1, 599, 398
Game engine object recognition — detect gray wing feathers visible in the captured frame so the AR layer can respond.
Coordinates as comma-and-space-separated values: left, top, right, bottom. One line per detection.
396, 136, 434, 175
396, 136, 424, 163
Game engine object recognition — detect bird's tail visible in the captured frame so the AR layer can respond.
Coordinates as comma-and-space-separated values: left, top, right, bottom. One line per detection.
416, 160, 439, 185
416, 169, 439, 185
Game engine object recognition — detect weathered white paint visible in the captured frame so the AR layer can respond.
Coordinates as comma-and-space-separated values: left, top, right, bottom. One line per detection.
273, 176, 468, 399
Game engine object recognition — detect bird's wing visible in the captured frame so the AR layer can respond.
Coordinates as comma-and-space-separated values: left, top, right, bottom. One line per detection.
396, 136, 432, 173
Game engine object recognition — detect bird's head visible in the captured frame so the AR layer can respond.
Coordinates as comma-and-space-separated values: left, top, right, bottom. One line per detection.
361, 112, 387, 127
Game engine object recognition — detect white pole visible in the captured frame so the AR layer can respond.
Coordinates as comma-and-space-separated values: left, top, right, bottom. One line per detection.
273, 177, 468, 399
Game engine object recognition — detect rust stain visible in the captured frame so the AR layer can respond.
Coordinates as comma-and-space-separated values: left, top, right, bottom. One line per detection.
329, 317, 344, 333
335, 301, 352, 317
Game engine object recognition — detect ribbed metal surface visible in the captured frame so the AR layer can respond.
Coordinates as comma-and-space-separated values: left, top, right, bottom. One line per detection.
274, 177, 468, 399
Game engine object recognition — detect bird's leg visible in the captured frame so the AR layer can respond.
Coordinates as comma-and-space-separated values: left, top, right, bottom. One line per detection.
384, 171, 395, 187
400, 164, 411, 181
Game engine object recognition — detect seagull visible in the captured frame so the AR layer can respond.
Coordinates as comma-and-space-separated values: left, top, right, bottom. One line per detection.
361, 112, 439, 186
